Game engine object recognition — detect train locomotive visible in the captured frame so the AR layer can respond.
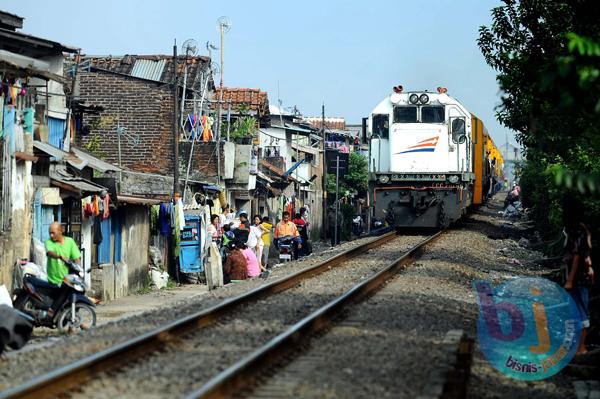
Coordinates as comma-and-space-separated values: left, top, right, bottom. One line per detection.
367, 86, 503, 228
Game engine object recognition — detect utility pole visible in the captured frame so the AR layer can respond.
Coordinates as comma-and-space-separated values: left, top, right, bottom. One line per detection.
334, 154, 340, 246
321, 103, 327, 240
363, 117, 371, 234
117, 123, 123, 185
215, 18, 229, 186
173, 40, 180, 197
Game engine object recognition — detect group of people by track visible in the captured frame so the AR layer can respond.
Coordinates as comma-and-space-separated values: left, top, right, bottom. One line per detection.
205, 206, 313, 283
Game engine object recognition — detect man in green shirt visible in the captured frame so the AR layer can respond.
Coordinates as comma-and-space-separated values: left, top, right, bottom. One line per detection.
45, 222, 81, 286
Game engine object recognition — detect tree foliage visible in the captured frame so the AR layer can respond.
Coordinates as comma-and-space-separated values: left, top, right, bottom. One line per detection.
478, 0, 600, 236
326, 152, 368, 198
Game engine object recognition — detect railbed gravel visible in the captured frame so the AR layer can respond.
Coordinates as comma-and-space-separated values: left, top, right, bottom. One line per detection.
242, 199, 576, 399
0, 234, 422, 395
70, 235, 426, 398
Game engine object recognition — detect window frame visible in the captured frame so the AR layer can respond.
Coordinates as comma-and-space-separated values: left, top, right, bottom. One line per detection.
420, 105, 445, 124
372, 113, 390, 139
392, 105, 446, 124
393, 106, 418, 124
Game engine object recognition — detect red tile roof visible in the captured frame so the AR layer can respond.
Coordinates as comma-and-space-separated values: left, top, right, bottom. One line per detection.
305, 117, 346, 130
214, 88, 269, 117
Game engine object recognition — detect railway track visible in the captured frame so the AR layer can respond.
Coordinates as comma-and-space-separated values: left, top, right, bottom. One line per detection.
185, 231, 464, 399
0, 231, 431, 399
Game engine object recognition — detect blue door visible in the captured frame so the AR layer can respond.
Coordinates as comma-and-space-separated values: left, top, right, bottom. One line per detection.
48, 117, 65, 149
98, 217, 112, 264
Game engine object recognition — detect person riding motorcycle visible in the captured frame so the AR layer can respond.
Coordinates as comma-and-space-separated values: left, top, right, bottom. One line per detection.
38, 222, 82, 319
274, 211, 302, 260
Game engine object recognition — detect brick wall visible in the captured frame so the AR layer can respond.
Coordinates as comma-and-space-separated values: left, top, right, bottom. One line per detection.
77, 70, 220, 179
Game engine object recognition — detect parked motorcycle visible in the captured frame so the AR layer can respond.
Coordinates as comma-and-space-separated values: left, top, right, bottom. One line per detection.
277, 235, 295, 262
13, 259, 96, 333
352, 215, 364, 237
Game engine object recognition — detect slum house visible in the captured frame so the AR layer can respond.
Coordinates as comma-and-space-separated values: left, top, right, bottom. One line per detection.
0, 10, 79, 290
0, 11, 159, 299
29, 141, 157, 301
213, 87, 271, 214
74, 54, 221, 196
260, 105, 325, 239
74, 54, 226, 282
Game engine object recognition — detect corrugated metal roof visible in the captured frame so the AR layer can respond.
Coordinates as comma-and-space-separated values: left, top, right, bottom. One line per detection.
50, 174, 107, 195
117, 195, 161, 205
130, 59, 166, 81
71, 147, 121, 172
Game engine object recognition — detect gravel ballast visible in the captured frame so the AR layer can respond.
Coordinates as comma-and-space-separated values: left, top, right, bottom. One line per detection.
71, 235, 426, 398
0, 234, 422, 395
245, 199, 576, 399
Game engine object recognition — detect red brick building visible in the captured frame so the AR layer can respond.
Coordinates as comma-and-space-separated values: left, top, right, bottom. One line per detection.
74, 55, 219, 187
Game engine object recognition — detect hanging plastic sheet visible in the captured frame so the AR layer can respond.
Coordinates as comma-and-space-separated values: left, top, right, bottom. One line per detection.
3, 106, 15, 152
23, 108, 34, 134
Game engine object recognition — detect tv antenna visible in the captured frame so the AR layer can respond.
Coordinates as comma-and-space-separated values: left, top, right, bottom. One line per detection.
216, 16, 231, 33
181, 39, 198, 57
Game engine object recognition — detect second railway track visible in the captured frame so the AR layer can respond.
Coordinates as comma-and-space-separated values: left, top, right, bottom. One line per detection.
1, 232, 432, 399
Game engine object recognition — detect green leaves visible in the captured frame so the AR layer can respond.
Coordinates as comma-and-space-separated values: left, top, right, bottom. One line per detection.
230, 116, 257, 139
326, 153, 368, 198
479, 0, 600, 236
549, 163, 600, 195
567, 32, 600, 56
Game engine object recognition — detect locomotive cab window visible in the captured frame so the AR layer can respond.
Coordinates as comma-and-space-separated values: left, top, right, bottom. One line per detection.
421, 106, 445, 123
372, 114, 389, 138
393, 106, 418, 123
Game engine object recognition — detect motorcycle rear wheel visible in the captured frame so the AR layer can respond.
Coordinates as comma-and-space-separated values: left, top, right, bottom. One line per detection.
56, 303, 96, 334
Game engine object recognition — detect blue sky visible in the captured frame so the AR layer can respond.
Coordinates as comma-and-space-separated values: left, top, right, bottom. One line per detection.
8, 0, 515, 147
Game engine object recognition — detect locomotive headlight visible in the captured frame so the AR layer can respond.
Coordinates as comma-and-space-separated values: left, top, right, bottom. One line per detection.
447, 175, 459, 184
378, 175, 390, 184
409, 94, 419, 104
419, 93, 429, 104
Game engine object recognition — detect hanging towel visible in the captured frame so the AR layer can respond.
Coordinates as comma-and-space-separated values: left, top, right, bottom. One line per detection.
159, 204, 170, 236
83, 202, 93, 220
23, 108, 34, 134
102, 194, 110, 219
93, 217, 103, 244
176, 199, 185, 231
92, 196, 100, 216
201, 115, 212, 141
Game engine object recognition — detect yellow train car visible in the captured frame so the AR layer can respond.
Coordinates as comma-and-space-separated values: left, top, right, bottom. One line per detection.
471, 114, 504, 205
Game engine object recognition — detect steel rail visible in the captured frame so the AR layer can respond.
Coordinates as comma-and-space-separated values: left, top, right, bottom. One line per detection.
185, 231, 444, 399
0, 231, 397, 399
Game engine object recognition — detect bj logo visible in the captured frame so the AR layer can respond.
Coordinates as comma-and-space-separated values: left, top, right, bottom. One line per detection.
473, 277, 581, 380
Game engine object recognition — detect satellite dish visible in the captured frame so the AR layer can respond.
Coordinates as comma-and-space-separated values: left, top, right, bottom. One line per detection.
206, 41, 218, 51
210, 62, 220, 75
216, 16, 231, 33
182, 39, 198, 56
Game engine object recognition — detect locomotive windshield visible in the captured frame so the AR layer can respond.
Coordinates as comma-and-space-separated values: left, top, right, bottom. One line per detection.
421, 106, 445, 123
393, 106, 417, 123
392, 105, 445, 124
372, 114, 389, 138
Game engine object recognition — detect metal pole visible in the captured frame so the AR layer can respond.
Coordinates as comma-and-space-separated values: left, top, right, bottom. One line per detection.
117, 123, 123, 185
63, 51, 80, 150
216, 24, 224, 185
334, 154, 340, 246
183, 76, 209, 202
226, 104, 231, 141
220, 25, 224, 89
173, 41, 180, 197
364, 117, 371, 234
321, 103, 327, 240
